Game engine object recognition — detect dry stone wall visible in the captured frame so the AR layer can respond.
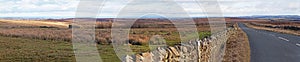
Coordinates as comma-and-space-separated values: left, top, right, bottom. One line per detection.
123, 29, 232, 62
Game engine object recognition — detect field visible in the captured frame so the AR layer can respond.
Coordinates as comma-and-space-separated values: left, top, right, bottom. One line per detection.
0, 18, 219, 61
245, 21, 300, 36
0, 36, 127, 62
252, 21, 300, 27
0, 36, 75, 61
0, 19, 213, 45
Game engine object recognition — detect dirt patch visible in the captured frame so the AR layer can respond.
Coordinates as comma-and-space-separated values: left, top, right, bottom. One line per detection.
222, 23, 250, 62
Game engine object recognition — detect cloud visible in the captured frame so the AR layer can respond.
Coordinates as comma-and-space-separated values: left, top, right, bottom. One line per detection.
99, 0, 300, 17
0, 0, 79, 17
0, 0, 299, 18
218, 0, 300, 16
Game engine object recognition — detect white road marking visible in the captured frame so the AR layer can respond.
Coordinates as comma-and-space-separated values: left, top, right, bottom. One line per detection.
269, 34, 275, 36
296, 43, 300, 47
278, 37, 290, 41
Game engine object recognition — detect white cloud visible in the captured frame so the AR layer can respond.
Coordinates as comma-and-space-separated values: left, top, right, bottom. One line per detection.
218, 0, 300, 16
0, 0, 79, 17
0, 0, 299, 18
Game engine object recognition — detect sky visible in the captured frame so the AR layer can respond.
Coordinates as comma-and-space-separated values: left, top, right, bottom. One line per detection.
0, 0, 299, 18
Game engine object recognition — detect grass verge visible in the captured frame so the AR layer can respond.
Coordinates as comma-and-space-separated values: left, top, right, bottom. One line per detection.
222, 23, 250, 62
245, 23, 300, 36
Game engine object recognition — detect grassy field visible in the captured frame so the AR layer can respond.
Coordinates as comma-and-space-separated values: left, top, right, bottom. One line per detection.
0, 33, 212, 62
0, 19, 212, 45
0, 36, 75, 62
0, 18, 225, 61
0, 36, 139, 62
0, 19, 69, 28
245, 22, 300, 36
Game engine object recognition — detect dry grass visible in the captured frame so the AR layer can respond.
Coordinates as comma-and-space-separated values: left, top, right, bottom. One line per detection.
0, 19, 213, 46
245, 23, 300, 36
0, 19, 69, 28
222, 23, 250, 62
0, 18, 243, 62
0, 19, 213, 62
254, 21, 300, 27
0, 36, 152, 62
0, 36, 76, 62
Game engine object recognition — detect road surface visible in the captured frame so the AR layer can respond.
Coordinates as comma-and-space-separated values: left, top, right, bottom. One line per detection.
238, 23, 300, 62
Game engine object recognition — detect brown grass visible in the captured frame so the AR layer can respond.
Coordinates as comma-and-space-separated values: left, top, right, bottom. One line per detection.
0, 19, 213, 46
222, 23, 250, 62
0, 18, 243, 61
0, 36, 76, 62
245, 23, 300, 36
254, 21, 300, 27
0, 19, 69, 28
0, 19, 214, 61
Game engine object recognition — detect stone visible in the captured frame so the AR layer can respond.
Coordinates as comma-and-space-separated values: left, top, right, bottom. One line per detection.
123, 55, 133, 62
157, 47, 167, 56
169, 47, 180, 57
181, 46, 188, 53
135, 54, 142, 62
141, 52, 152, 62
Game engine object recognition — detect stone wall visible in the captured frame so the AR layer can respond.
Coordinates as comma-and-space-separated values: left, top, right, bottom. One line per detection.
123, 29, 231, 62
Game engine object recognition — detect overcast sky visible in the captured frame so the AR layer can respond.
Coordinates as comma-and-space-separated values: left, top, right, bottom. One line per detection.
0, 0, 299, 18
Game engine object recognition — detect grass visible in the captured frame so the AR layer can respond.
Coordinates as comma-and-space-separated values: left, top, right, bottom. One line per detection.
222, 23, 250, 62
0, 36, 123, 62
0, 36, 75, 62
163, 31, 211, 46
97, 45, 121, 62
0, 31, 211, 62
0, 19, 213, 61
0, 19, 69, 28
246, 23, 300, 36
0, 36, 121, 62
0, 21, 211, 46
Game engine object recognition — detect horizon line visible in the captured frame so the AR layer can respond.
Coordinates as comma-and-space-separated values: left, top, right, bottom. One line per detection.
0, 15, 299, 19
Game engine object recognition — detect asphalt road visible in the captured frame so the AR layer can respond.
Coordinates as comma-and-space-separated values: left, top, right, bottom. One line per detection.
238, 23, 300, 62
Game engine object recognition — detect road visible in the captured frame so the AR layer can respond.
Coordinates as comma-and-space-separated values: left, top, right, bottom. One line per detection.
238, 23, 300, 62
